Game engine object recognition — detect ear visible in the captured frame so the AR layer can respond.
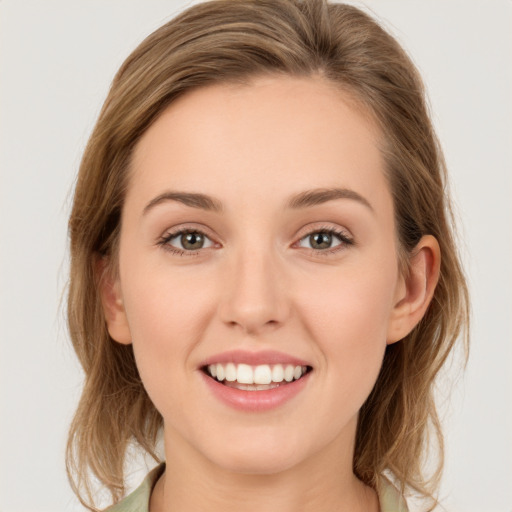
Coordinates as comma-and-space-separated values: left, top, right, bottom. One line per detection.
387, 235, 441, 344
97, 256, 132, 345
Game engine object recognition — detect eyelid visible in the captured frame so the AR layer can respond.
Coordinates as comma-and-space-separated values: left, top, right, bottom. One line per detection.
293, 224, 354, 254
157, 224, 220, 255
156, 222, 354, 257
294, 223, 353, 242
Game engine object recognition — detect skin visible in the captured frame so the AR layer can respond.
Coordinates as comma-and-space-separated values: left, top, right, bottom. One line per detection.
101, 75, 440, 512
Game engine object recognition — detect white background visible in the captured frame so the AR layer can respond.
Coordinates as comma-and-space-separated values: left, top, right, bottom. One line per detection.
0, 1, 511, 511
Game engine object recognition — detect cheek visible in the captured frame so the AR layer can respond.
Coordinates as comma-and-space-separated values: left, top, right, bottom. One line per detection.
122, 255, 217, 339
296, 258, 398, 396
300, 265, 396, 345
119, 267, 218, 405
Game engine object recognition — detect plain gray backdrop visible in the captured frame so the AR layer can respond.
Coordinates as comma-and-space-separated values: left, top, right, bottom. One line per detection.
1, 1, 511, 511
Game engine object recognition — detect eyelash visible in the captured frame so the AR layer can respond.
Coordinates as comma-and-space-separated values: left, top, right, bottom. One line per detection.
157, 226, 354, 257
157, 228, 215, 257
297, 226, 355, 256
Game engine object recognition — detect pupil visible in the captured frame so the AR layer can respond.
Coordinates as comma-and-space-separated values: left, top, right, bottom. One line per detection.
182, 232, 204, 250
311, 232, 332, 249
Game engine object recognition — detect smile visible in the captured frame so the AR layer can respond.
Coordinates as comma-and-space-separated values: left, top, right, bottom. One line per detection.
199, 351, 313, 411
204, 363, 311, 390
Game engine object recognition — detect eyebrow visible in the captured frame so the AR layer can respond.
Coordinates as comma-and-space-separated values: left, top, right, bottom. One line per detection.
142, 187, 373, 215
287, 187, 373, 211
143, 191, 223, 214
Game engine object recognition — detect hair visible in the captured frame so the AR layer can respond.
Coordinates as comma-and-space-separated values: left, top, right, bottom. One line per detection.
66, 0, 469, 510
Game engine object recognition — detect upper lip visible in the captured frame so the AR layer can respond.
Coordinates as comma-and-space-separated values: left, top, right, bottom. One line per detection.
199, 350, 312, 368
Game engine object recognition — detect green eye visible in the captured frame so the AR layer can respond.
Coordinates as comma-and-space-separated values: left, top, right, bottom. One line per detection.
308, 232, 335, 250
164, 230, 214, 252
298, 229, 352, 251
180, 232, 205, 250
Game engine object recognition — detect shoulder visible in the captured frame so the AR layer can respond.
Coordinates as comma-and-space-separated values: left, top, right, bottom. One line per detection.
104, 464, 165, 512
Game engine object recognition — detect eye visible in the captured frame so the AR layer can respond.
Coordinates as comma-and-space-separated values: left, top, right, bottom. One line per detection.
297, 229, 353, 252
159, 229, 215, 254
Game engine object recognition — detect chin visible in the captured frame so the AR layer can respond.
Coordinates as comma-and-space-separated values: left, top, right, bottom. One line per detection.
215, 451, 301, 476
203, 429, 310, 476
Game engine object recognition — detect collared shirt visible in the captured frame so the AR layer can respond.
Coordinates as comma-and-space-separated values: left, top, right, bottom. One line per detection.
106, 463, 409, 512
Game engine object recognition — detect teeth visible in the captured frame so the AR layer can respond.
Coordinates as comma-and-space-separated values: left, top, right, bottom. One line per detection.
216, 363, 225, 381
225, 362, 237, 382
206, 363, 308, 385
237, 363, 253, 384
254, 365, 272, 384
271, 364, 284, 382
224, 381, 281, 391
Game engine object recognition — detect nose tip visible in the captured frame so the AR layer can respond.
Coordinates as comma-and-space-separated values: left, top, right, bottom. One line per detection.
224, 300, 281, 335
218, 253, 289, 335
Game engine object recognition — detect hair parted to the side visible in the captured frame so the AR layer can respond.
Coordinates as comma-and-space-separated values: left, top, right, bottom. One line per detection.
66, 0, 469, 509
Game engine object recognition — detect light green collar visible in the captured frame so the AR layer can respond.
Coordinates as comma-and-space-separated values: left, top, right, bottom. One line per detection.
106, 463, 408, 512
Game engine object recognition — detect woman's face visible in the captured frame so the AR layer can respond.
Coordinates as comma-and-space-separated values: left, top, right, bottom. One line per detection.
109, 75, 407, 475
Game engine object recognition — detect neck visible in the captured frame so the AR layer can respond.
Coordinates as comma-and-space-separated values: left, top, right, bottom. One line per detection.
150, 425, 378, 512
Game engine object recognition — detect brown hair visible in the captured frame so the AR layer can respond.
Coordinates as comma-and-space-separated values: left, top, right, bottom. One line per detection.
66, 0, 469, 509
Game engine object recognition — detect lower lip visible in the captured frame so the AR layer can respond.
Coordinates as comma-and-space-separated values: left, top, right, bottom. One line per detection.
200, 371, 311, 412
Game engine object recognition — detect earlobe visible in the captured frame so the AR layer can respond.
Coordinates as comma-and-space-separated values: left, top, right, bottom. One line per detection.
387, 235, 441, 344
97, 257, 132, 345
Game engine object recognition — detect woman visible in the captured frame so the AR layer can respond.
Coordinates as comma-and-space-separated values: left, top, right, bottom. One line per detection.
66, 0, 469, 510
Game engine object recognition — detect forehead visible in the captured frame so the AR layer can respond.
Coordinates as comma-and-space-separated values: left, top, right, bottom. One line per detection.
128, 75, 390, 215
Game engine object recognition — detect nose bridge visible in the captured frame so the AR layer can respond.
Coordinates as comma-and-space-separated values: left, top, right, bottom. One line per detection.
219, 239, 288, 334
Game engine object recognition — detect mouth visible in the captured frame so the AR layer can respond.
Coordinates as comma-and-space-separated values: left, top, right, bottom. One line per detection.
202, 363, 313, 391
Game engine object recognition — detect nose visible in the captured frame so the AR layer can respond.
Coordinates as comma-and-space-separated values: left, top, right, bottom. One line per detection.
218, 246, 290, 335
